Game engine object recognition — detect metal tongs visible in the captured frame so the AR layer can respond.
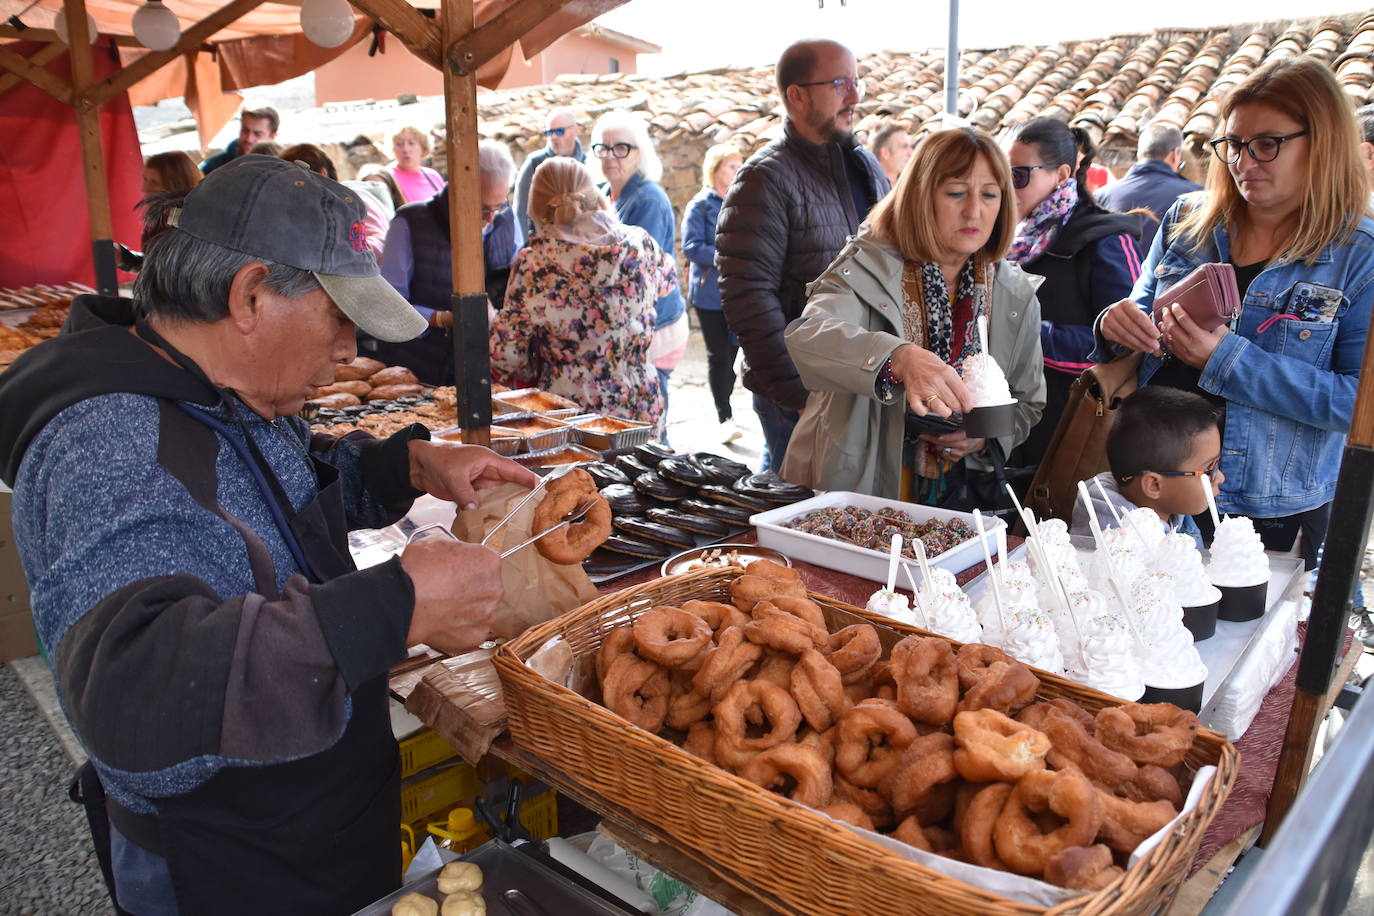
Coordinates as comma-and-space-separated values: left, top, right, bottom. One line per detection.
494, 497, 600, 560
479, 464, 575, 547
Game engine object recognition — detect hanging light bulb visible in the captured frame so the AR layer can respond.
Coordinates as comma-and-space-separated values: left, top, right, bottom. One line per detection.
52, 6, 98, 45
132, 0, 181, 52
299, 0, 355, 49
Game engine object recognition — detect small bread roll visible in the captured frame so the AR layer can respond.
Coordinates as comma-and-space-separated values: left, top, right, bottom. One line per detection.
391, 892, 439, 916
436, 861, 483, 894
367, 383, 424, 402
315, 380, 371, 398
440, 892, 485, 916
371, 365, 420, 387
335, 364, 371, 381
311, 392, 361, 408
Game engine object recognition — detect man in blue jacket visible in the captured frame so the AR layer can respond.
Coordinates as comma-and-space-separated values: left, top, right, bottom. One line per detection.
513, 107, 584, 236
1096, 122, 1201, 252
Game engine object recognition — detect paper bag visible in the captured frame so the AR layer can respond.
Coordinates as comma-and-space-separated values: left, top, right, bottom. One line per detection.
451, 481, 600, 638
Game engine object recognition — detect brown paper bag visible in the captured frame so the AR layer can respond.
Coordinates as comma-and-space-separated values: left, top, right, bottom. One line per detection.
451, 481, 600, 639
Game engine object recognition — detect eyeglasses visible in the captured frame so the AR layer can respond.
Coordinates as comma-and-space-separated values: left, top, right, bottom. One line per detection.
481, 201, 509, 219
1009, 164, 1058, 189
592, 142, 636, 159
1208, 131, 1308, 164
544, 126, 572, 138
794, 77, 867, 100
1118, 456, 1221, 484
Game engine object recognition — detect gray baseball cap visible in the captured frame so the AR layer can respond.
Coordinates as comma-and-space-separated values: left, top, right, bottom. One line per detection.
170, 155, 427, 343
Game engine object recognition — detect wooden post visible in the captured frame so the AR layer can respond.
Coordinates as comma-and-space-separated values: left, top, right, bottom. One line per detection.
63, 0, 117, 295
1261, 325, 1374, 844
441, 0, 491, 447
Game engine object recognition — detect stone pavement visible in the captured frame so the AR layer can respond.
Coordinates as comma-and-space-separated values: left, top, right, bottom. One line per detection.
662, 324, 763, 464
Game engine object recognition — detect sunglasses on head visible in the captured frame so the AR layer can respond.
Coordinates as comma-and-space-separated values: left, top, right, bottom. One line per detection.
544, 126, 571, 137
1009, 164, 1057, 189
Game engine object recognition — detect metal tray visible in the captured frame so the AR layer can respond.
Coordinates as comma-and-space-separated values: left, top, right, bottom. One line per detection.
353, 840, 635, 915
495, 387, 583, 416
516, 444, 600, 470
434, 425, 524, 457
586, 525, 751, 585
497, 412, 573, 453
569, 414, 655, 452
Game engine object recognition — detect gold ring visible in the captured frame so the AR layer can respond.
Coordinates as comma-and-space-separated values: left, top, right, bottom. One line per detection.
925, 395, 940, 406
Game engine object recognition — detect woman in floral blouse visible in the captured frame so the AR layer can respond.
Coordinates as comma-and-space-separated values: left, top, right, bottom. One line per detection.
493, 158, 677, 433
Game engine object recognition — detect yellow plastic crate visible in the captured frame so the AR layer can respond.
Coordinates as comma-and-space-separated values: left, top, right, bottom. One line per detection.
399, 728, 459, 779
519, 789, 558, 840
400, 761, 480, 825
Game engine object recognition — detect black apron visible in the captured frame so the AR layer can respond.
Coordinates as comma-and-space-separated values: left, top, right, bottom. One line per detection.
92, 323, 402, 914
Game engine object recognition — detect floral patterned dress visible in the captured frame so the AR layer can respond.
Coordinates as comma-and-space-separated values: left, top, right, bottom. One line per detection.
493, 227, 677, 430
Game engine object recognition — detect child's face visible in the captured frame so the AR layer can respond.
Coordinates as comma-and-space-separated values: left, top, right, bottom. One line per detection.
1152, 427, 1224, 517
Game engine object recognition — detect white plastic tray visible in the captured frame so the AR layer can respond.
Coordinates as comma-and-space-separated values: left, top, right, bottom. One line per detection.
749, 491, 1005, 586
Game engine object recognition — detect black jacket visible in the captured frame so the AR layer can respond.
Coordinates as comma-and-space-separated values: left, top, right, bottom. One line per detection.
716, 120, 888, 410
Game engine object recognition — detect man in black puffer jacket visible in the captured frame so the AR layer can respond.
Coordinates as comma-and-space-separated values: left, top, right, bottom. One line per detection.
716, 39, 889, 471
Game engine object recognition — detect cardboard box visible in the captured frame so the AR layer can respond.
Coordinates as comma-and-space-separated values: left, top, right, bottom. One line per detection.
0, 485, 38, 661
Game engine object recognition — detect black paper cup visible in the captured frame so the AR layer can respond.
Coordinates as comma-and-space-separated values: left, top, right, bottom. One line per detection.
963, 402, 1017, 439
1182, 599, 1221, 641
1142, 680, 1205, 713
1216, 582, 1267, 622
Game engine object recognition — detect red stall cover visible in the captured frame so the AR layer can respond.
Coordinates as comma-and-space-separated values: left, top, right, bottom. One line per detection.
0, 38, 143, 288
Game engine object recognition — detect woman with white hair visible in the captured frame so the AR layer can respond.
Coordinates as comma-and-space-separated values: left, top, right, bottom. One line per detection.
493, 158, 677, 434
590, 110, 688, 431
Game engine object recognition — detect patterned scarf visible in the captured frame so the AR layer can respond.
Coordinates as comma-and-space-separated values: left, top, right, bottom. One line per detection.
1007, 178, 1077, 265
901, 256, 985, 369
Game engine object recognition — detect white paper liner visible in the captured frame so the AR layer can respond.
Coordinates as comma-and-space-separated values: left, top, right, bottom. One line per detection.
818, 765, 1218, 908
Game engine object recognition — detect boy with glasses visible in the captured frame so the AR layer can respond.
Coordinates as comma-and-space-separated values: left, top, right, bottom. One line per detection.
1071, 387, 1222, 545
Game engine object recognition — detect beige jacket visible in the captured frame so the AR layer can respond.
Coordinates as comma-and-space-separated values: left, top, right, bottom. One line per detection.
781, 231, 1046, 498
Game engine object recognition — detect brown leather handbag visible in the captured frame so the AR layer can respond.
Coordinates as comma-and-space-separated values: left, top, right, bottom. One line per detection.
1026, 353, 1143, 524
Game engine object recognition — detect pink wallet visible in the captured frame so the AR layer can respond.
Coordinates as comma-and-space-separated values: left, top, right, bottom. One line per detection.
1152, 262, 1241, 332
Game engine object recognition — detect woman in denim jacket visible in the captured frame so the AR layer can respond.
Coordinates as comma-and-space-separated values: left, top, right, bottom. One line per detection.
1097, 57, 1374, 566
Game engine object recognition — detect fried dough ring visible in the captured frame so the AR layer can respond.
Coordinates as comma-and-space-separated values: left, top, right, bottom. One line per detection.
681, 599, 750, 634
823, 625, 882, 682
894, 817, 959, 856
1039, 708, 1138, 788
1094, 788, 1177, 853
692, 626, 763, 702
764, 595, 827, 630
889, 636, 960, 726
832, 773, 894, 828
1120, 765, 1185, 808
750, 649, 798, 689
960, 782, 1014, 868
533, 469, 611, 564
744, 603, 829, 655
633, 606, 713, 668
748, 558, 803, 584
957, 660, 1040, 716
601, 654, 669, 732
880, 731, 958, 821
994, 769, 1102, 876
682, 720, 717, 764
738, 742, 833, 808
596, 627, 636, 683
1095, 703, 1198, 768
952, 709, 1051, 783
797, 727, 837, 769
665, 670, 713, 730
713, 679, 803, 769
730, 574, 807, 612
818, 802, 874, 830
1044, 844, 1124, 892
834, 699, 918, 788
1018, 698, 1097, 733
790, 649, 850, 731
956, 643, 1016, 691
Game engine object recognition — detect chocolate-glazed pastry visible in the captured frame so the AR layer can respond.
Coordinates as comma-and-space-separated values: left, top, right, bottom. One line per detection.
601, 533, 674, 558
601, 483, 652, 516
614, 454, 655, 478
633, 471, 692, 502
692, 453, 753, 486
680, 498, 754, 526
656, 455, 708, 487
612, 516, 696, 548
583, 548, 642, 576
584, 461, 630, 490
647, 507, 729, 537
634, 442, 675, 466
697, 484, 774, 512
734, 471, 815, 503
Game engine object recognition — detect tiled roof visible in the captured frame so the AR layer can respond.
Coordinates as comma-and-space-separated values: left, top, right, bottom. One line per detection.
468, 11, 1374, 185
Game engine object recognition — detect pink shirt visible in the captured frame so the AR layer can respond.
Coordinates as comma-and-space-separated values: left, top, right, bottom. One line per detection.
390, 166, 445, 204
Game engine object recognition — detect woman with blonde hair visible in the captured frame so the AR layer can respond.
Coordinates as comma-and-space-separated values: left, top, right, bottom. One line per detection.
492, 157, 677, 433
783, 128, 1046, 499
1098, 55, 1374, 566
682, 142, 744, 442
389, 126, 444, 203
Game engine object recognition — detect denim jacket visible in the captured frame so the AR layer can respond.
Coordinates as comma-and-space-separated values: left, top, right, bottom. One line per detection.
605, 172, 686, 329
1091, 195, 1374, 517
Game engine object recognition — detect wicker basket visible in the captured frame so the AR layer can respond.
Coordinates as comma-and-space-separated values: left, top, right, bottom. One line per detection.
494, 567, 1238, 916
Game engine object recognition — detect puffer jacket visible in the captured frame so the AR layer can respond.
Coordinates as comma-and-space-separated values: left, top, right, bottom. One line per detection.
716, 120, 889, 410
782, 231, 1046, 498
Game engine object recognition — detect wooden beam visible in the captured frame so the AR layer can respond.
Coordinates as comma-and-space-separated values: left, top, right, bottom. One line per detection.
0, 41, 74, 105
64, 0, 118, 294
351, 0, 442, 69
447, 0, 563, 75
85, 0, 266, 108
0, 40, 65, 97
0, 25, 149, 48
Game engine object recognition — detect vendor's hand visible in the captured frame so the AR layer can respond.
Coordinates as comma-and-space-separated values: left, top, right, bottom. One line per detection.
889, 344, 972, 417
401, 531, 502, 653
919, 430, 987, 462
1158, 302, 1228, 369
1100, 298, 1162, 354
408, 440, 538, 511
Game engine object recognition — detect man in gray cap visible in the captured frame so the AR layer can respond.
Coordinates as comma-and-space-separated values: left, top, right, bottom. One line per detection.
0, 155, 535, 914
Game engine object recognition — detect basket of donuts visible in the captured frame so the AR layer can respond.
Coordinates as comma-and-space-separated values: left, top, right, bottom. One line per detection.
492, 565, 1238, 916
